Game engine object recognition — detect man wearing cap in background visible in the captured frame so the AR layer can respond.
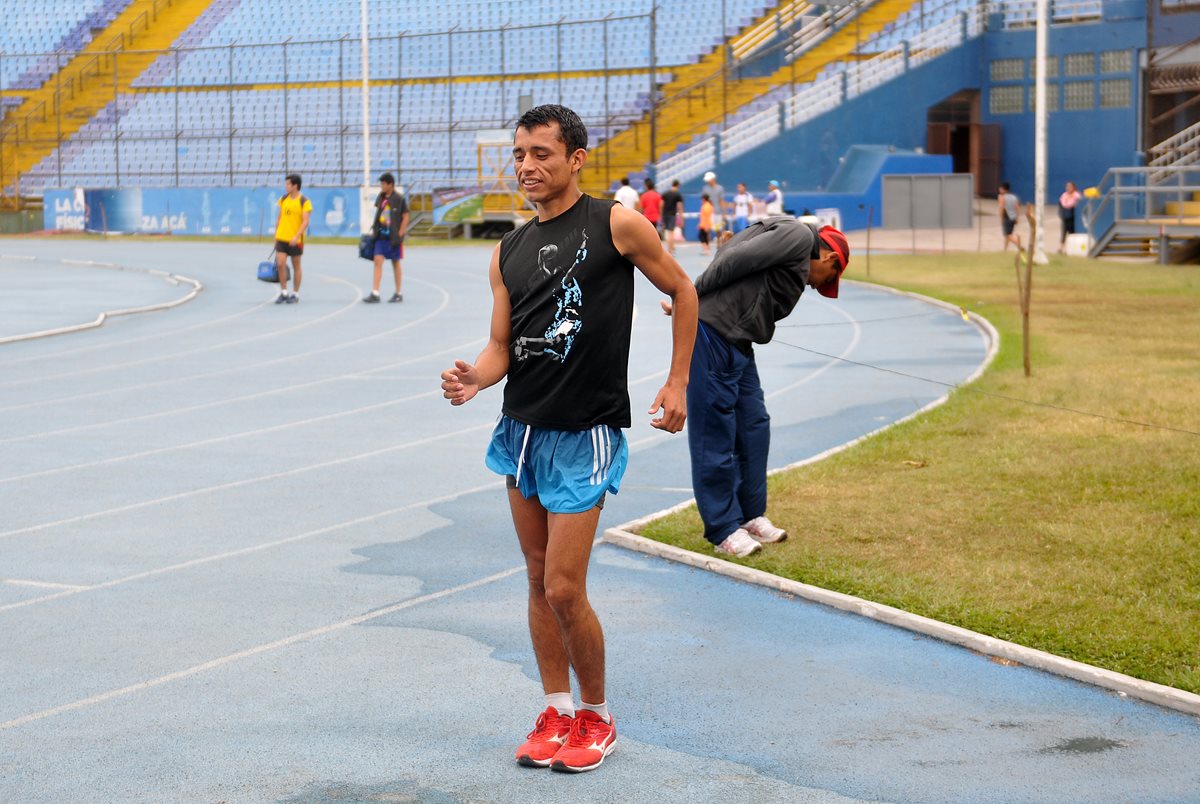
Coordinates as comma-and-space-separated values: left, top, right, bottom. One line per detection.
764, 180, 784, 216
662, 216, 849, 557
702, 171, 732, 233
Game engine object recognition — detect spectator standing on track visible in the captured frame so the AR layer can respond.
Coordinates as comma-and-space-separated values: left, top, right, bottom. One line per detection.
999, 182, 1022, 252
613, 176, 639, 210
660, 179, 684, 255
662, 217, 849, 557
732, 182, 753, 233
698, 193, 714, 255
440, 104, 697, 775
363, 172, 409, 303
702, 171, 731, 233
764, 180, 784, 216
272, 174, 311, 304
640, 178, 662, 231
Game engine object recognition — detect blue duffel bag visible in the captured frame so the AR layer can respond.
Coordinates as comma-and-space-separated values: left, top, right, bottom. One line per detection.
257, 249, 279, 282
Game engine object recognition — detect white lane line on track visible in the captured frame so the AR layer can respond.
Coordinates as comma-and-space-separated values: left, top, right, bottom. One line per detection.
0, 563, 527, 730
763, 297, 862, 401
0, 420, 495, 541
0, 386, 441, 484
0, 335, 486, 446
0, 368, 671, 601
0, 273, 365, 392
0, 294, 275, 370
0, 478, 506, 614
0, 367, 667, 540
2, 578, 91, 591
0, 275, 453, 413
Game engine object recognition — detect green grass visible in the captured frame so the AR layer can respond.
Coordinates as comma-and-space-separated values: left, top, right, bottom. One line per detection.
641, 252, 1200, 693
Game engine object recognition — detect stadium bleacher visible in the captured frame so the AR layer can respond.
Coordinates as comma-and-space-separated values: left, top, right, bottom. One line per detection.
10, 0, 968, 192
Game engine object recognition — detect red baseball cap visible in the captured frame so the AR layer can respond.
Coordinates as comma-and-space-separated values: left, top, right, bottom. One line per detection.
816, 225, 850, 298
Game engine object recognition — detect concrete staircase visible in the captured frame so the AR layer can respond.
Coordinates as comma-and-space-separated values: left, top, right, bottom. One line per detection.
583, 0, 916, 194
0, 0, 212, 192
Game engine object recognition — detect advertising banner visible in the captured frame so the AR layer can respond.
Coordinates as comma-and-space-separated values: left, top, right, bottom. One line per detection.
431, 186, 484, 225
44, 187, 361, 238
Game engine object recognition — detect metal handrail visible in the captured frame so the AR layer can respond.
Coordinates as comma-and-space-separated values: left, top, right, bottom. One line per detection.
1084, 166, 1200, 248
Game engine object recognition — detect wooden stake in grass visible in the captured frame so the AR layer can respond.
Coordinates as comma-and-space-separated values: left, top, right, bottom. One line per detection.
1014, 202, 1036, 377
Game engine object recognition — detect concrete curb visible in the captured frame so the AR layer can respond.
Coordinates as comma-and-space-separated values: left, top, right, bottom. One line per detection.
601, 528, 1200, 717
603, 283, 1200, 719
0, 257, 203, 345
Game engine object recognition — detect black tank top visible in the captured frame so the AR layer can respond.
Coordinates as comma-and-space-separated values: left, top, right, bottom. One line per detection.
499, 193, 635, 430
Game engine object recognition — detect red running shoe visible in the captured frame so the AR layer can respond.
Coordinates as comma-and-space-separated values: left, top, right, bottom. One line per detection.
515, 706, 574, 768
550, 709, 616, 773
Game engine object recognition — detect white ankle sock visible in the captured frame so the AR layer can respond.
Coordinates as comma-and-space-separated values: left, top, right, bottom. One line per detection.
544, 692, 575, 717
579, 700, 609, 723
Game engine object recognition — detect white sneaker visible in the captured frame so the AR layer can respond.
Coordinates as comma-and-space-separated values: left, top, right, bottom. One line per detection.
743, 516, 787, 544
715, 528, 761, 557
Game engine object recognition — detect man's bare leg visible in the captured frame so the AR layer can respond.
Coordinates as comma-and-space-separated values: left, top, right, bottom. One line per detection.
510, 490, 571, 695
291, 256, 302, 293
544, 506, 605, 705
371, 254, 384, 295
275, 251, 289, 294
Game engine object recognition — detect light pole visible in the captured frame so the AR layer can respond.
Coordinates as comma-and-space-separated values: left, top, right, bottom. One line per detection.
1033, 0, 1049, 264
361, 0, 371, 186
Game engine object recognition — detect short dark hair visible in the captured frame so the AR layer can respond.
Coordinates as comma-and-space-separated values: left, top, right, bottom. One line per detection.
286, 173, 302, 189
672, 179, 680, 187
515, 104, 588, 155
1000, 182, 1011, 192
620, 176, 630, 186
644, 178, 656, 190
379, 172, 395, 185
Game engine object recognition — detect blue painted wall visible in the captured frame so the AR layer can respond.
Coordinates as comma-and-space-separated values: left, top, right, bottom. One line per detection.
677, 4, 1156, 226
981, 14, 1145, 201
681, 39, 982, 198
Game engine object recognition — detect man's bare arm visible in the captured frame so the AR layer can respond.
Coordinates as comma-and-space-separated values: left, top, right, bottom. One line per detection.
441, 244, 511, 405
611, 204, 697, 433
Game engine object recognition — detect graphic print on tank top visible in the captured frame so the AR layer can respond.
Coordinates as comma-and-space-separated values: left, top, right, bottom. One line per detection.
513, 228, 589, 363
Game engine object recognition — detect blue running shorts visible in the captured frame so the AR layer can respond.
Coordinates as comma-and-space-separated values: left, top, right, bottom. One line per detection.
373, 238, 403, 261
485, 416, 628, 514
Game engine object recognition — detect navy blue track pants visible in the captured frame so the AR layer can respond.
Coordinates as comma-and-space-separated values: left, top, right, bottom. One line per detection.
686, 321, 770, 545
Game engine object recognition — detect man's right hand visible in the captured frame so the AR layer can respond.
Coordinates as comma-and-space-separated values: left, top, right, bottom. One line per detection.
441, 359, 480, 406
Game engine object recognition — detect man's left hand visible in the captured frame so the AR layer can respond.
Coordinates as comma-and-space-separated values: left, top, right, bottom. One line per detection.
648, 382, 686, 433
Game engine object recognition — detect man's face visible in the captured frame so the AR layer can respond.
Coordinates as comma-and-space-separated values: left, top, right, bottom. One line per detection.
513, 122, 584, 203
737, 184, 746, 193
809, 249, 842, 290
380, 181, 394, 195
285, 179, 297, 194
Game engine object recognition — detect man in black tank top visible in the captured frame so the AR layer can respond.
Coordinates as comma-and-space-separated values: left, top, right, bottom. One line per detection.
441, 105, 698, 773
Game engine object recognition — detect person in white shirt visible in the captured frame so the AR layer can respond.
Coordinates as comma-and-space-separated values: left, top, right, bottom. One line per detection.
764, 180, 784, 216
613, 176, 640, 210
732, 183, 753, 233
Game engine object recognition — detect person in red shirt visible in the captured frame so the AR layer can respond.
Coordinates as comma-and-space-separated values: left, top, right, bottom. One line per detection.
640, 178, 663, 231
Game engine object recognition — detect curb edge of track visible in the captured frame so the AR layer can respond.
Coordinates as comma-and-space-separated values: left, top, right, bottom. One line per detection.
0, 256, 203, 345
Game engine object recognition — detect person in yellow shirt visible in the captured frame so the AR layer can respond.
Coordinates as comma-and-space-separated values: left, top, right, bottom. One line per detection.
272, 174, 312, 304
